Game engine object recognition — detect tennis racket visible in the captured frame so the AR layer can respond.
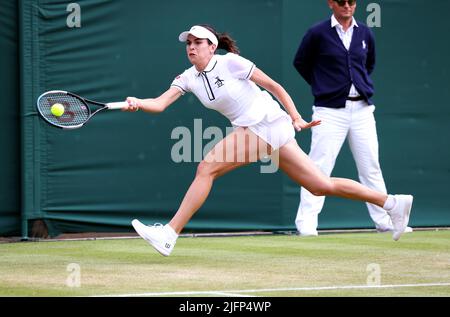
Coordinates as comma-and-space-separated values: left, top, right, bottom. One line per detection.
36, 90, 129, 129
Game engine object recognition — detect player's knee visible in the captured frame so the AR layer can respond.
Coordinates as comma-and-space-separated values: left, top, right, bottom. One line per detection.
196, 161, 219, 179
196, 161, 211, 177
308, 182, 334, 196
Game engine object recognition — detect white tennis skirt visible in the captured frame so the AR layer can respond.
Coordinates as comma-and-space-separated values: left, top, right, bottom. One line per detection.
246, 113, 295, 151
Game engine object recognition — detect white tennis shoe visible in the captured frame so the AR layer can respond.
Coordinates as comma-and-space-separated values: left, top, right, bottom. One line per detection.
377, 222, 413, 234
298, 229, 319, 237
131, 219, 178, 256
387, 195, 413, 241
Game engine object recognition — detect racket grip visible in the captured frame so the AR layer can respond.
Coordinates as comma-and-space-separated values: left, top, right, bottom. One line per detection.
106, 101, 128, 110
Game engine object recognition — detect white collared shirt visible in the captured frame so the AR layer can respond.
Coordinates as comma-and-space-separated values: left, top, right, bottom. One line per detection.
331, 15, 360, 97
171, 53, 286, 126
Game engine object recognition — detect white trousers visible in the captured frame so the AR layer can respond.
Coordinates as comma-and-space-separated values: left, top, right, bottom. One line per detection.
295, 100, 393, 233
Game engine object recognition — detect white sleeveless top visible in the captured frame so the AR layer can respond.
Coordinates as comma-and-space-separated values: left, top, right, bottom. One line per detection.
171, 53, 287, 126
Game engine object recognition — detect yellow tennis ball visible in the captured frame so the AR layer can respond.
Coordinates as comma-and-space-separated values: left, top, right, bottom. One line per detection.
51, 103, 65, 117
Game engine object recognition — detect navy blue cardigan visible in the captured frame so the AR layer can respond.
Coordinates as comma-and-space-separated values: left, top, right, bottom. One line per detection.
293, 19, 375, 108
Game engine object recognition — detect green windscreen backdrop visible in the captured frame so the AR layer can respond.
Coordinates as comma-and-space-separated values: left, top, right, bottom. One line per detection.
0, 0, 21, 236
1, 0, 449, 236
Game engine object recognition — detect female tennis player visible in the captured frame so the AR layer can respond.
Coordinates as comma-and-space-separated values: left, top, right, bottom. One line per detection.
124, 25, 413, 256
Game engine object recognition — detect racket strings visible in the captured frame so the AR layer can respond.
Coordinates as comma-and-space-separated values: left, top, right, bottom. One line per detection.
38, 92, 90, 127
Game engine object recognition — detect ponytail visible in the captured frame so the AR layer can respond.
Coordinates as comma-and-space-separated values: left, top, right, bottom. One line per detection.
217, 33, 240, 54
200, 24, 240, 55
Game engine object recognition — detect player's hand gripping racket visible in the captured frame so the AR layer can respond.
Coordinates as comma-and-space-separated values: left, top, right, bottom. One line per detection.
36, 90, 128, 129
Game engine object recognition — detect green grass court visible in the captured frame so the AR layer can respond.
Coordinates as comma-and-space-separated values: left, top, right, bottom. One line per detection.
1, 230, 449, 297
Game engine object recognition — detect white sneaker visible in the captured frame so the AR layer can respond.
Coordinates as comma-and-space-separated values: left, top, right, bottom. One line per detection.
298, 229, 319, 237
377, 226, 413, 233
404, 226, 413, 233
296, 218, 319, 237
388, 195, 413, 241
131, 219, 178, 256
376, 217, 413, 234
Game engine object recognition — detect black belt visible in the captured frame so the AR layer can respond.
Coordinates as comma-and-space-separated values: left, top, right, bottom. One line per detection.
347, 96, 365, 101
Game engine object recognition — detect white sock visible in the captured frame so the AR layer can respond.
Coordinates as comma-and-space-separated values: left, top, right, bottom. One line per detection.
164, 224, 179, 240
383, 195, 396, 211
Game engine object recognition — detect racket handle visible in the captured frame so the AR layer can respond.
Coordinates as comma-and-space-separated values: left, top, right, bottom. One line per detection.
106, 101, 128, 110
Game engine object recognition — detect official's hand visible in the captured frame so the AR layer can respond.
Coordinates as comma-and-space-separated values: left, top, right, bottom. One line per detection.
292, 117, 321, 132
123, 97, 142, 112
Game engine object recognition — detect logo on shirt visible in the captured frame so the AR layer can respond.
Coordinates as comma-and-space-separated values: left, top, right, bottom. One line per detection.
362, 40, 367, 50
214, 76, 224, 88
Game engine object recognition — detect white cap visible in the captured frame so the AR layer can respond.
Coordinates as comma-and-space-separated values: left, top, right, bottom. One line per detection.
178, 25, 218, 46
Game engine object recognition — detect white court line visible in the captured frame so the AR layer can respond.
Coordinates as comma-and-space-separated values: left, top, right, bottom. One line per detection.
208, 292, 258, 297
95, 290, 257, 297
94, 282, 450, 297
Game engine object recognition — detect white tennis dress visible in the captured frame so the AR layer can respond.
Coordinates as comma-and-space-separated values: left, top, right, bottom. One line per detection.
171, 53, 295, 150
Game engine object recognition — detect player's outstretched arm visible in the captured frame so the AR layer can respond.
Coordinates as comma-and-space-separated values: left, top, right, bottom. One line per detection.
124, 87, 182, 113
250, 68, 321, 131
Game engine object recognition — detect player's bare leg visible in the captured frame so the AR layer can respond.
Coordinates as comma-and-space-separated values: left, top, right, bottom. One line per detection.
278, 139, 387, 206
132, 127, 271, 255
168, 127, 270, 233
278, 140, 412, 240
